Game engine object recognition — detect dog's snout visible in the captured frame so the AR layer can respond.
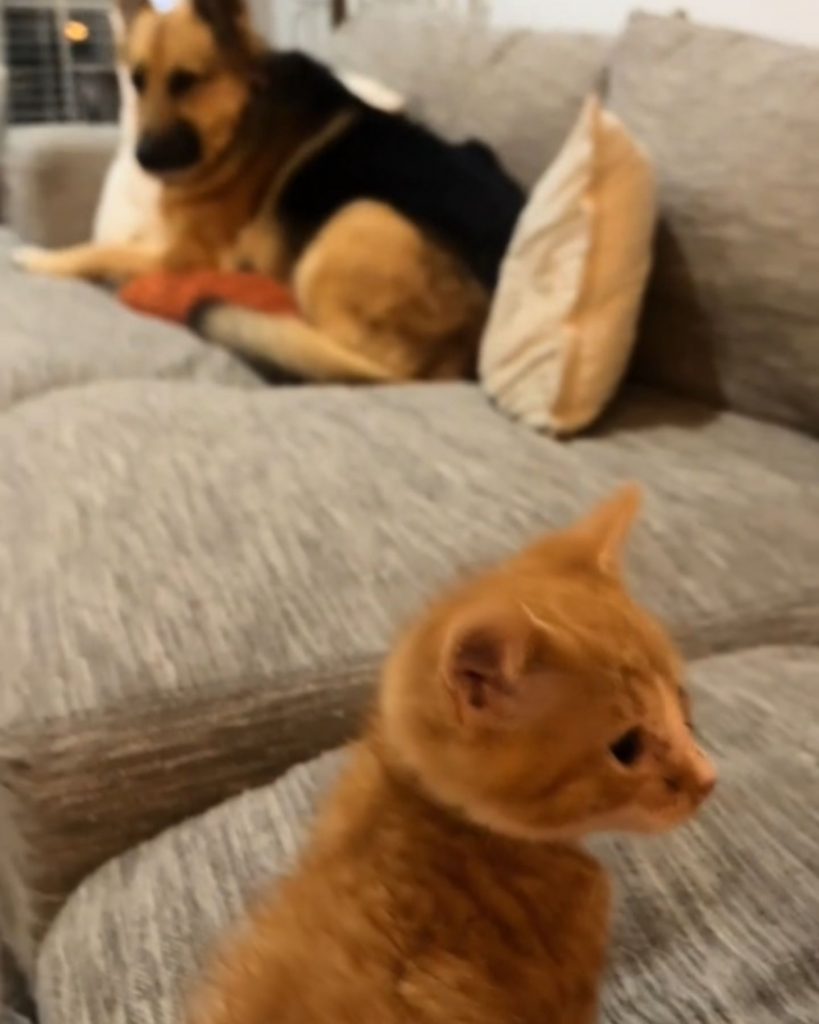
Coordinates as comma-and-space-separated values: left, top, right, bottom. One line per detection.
136, 122, 202, 174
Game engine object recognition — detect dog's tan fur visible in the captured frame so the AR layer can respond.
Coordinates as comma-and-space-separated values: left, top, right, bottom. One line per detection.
15, 0, 489, 382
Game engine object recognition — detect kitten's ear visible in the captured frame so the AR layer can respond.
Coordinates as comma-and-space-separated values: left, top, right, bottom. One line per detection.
573, 484, 643, 576
442, 605, 547, 727
117, 0, 150, 26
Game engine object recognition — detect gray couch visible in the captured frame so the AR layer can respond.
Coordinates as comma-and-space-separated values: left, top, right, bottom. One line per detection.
0, 11, 817, 1024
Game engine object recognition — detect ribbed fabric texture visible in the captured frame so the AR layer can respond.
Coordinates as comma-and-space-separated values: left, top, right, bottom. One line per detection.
36, 647, 819, 1024
0, 230, 259, 410
2, 15, 819, 1015
1, 377, 818, 970
328, 10, 610, 190
610, 13, 819, 434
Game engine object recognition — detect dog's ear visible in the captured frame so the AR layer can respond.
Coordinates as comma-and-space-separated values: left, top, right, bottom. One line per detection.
193, 0, 252, 51
117, 0, 150, 25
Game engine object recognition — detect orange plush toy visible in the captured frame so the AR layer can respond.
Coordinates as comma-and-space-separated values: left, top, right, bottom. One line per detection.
120, 270, 299, 325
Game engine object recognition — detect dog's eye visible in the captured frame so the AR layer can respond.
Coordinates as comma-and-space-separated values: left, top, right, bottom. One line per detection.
609, 727, 644, 767
131, 66, 147, 94
168, 69, 201, 98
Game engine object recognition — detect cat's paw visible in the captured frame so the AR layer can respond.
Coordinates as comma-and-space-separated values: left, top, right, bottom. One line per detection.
12, 246, 64, 276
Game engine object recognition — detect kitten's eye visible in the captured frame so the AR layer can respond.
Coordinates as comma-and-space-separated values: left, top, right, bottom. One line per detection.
609, 727, 644, 767
168, 69, 201, 98
131, 66, 147, 94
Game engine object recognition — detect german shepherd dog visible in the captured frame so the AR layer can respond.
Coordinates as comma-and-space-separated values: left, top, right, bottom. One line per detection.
15, 0, 525, 383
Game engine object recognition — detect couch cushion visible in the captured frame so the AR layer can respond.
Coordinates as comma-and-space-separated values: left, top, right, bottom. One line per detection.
0, 230, 260, 410
328, 11, 610, 190
5, 126, 119, 249
35, 646, 819, 1024
609, 13, 819, 434
1, 380, 817, 972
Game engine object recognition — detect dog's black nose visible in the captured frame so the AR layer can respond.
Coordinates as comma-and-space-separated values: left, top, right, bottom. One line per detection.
136, 122, 202, 174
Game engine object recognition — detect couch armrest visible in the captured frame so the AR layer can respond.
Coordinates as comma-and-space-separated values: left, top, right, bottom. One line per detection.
4, 124, 118, 247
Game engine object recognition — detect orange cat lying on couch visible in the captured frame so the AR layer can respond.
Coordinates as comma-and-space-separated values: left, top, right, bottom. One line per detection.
189, 486, 715, 1024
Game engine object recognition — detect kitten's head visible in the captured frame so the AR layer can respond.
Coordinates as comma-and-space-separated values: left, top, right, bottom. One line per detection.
381, 485, 715, 842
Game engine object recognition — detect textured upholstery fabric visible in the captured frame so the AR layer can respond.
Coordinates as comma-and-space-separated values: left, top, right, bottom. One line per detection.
0, 65, 8, 221
2, 14, 819, 1013
35, 749, 346, 1024
1, 379, 818, 969
329, 10, 610, 190
480, 96, 655, 433
35, 646, 819, 1024
0, 230, 259, 408
4, 126, 119, 248
609, 13, 819, 434
0, 664, 374, 973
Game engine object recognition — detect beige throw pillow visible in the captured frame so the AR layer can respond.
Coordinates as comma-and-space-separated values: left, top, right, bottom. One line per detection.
479, 96, 656, 435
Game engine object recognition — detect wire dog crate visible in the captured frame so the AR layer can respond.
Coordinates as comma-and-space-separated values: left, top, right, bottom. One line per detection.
1, 0, 117, 123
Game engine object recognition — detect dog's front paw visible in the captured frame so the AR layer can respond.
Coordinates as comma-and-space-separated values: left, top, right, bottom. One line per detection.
12, 246, 65, 276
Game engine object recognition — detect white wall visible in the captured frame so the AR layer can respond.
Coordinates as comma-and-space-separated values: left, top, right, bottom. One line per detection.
491, 0, 819, 47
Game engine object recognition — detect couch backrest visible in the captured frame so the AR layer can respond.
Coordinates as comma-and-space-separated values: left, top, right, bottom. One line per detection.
332, 11, 819, 436
328, 10, 610, 191
609, 13, 819, 435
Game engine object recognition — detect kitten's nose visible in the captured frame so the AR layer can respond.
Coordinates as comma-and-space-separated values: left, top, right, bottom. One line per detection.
691, 755, 717, 802
667, 753, 716, 803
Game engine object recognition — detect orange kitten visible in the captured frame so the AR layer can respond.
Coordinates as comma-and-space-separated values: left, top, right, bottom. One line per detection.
189, 486, 716, 1024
